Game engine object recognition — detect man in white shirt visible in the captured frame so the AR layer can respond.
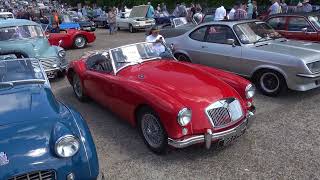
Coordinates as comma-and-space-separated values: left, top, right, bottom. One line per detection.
269, 0, 282, 15
227, 5, 237, 20
214, 5, 226, 21
146, 27, 166, 55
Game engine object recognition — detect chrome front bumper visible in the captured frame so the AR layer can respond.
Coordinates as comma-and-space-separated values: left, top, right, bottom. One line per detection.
168, 118, 249, 149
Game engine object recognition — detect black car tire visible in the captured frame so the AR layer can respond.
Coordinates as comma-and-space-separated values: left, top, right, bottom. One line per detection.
129, 24, 135, 33
72, 73, 88, 101
175, 53, 191, 62
137, 107, 168, 154
255, 69, 287, 96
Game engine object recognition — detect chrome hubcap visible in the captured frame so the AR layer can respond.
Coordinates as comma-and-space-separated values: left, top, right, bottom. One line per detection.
260, 72, 280, 93
73, 75, 82, 97
141, 114, 163, 148
75, 37, 85, 48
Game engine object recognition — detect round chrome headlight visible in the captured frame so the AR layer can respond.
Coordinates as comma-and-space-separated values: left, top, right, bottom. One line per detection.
177, 108, 192, 126
58, 50, 66, 58
245, 84, 255, 99
55, 135, 80, 158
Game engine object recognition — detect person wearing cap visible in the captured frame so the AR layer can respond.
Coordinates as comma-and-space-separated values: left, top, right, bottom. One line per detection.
302, 0, 312, 12
146, 27, 166, 55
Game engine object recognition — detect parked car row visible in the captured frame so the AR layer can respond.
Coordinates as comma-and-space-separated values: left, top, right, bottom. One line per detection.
1, 10, 320, 180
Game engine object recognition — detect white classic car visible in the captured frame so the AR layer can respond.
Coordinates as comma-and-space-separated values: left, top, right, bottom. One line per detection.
117, 5, 155, 33
0, 12, 15, 19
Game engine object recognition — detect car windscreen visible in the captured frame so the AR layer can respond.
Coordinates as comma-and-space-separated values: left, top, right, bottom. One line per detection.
0, 59, 45, 83
0, 25, 44, 41
308, 15, 320, 30
233, 21, 282, 44
110, 42, 174, 71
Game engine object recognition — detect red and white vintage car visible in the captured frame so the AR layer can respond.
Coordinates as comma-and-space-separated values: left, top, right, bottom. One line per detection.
47, 29, 96, 49
67, 42, 256, 154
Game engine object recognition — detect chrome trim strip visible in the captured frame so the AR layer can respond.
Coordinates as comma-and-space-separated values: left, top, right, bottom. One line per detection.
62, 103, 93, 176
168, 118, 248, 149
297, 73, 320, 78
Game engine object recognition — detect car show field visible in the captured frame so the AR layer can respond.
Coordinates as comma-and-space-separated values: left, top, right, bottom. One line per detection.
50, 29, 320, 179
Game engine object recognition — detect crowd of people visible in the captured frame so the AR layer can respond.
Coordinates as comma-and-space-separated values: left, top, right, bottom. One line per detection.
215, 0, 313, 21
0, 0, 317, 35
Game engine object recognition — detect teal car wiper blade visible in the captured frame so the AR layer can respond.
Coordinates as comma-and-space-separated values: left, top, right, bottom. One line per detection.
0, 79, 46, 87
0, 82, 14, 89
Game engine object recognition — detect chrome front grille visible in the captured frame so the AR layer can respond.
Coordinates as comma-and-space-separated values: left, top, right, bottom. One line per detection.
39, 58, 59, 71
8, 170, 56, 180
207, 107, 231, 127
205, 98, 243, 127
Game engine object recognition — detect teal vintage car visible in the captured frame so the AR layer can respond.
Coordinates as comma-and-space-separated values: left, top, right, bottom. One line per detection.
0, 19, 67, 78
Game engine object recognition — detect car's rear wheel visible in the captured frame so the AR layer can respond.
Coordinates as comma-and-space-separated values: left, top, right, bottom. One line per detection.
72, 73, 87, 101
137, 107, 168, 154
74, 35, 87, 49
255, 70, 287, 96
175, 53, 191, 62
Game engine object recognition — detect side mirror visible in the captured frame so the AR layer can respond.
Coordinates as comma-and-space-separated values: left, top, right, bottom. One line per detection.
226, 39, 236, 47
58, 40, 63, 47
302, 27, 308, 33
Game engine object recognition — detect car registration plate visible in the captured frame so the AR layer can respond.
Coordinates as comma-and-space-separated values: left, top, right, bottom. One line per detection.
221, 123, 247, 146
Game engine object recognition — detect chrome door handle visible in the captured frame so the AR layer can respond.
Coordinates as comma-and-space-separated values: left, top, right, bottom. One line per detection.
201, 46, 208, 48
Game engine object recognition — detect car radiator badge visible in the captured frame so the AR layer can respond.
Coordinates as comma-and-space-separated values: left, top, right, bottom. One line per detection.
0, 152, 9, 166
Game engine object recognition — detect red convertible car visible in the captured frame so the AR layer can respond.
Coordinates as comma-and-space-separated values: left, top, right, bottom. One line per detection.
265, 13, 320, 42
67, 42, 256, 154
48, 29, 96, 49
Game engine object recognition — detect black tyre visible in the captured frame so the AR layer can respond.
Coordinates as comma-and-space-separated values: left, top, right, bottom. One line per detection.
137, 107, 168, 154
72, 73, 88, 101
57, 69, 66, 78
175, 53, 191, 62
255, 70, 287, 96
129, 24, 135, 33
73, 35, 87, 49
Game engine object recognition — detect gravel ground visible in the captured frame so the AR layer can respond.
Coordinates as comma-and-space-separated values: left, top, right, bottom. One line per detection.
51, 29, 320, 180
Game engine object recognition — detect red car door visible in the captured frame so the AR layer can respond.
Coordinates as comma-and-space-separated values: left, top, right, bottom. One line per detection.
83, 55, 115, 108
48, 31, 69, 47
286, 16, 318, 41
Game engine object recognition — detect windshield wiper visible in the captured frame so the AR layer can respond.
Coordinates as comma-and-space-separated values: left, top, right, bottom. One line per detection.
117, 61, 135, 64
0, 79, 46, 87
0, 82, 14, 89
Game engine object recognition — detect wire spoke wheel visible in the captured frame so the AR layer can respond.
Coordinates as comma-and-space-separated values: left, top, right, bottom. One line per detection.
73, 74, 82, 98
141, 113, 163, 148
74, 36, 86, 48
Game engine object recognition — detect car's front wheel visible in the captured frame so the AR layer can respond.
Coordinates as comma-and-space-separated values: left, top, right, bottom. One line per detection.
175, 53, 191, 62
129, 24, 135, 33
72, 73, 87, 101
255, 70, 287, 96
74, 35, 87, 49
137, 107, 168, 154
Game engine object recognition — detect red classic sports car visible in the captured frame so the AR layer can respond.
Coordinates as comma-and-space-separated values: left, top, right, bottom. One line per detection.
47, 29, 96, 49
265, 13, 320, 42
67, 42, 256, 154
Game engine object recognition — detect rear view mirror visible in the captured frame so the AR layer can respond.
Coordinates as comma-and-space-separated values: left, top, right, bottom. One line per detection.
302, 27, 308, 33
226, 39, 236, 47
